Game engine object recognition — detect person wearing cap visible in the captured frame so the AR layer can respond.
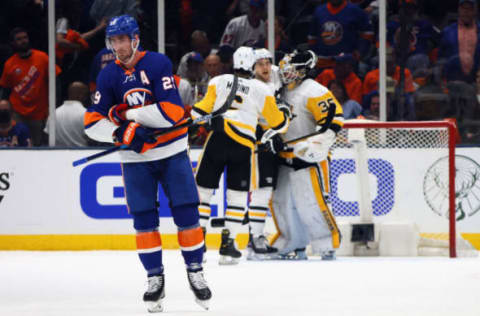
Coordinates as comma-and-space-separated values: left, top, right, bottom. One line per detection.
177, 30, 216, 79
439, 0, 480, 84
315, 53, 363, 104
219, 0, 266, 50
0, 99, 32, 147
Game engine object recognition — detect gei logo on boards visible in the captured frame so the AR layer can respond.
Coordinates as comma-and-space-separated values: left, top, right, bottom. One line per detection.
78, 159, 395, 219
79, 162, 221, 219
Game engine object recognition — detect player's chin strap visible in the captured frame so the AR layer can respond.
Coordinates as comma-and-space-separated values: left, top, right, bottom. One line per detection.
72, 75, 239, 167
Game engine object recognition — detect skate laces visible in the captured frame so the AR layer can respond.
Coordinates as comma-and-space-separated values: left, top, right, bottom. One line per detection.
188, 271, 208, 290
147, 275, 163, 293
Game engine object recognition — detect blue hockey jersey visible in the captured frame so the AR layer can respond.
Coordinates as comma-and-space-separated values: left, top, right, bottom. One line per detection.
84, 51, 188, 162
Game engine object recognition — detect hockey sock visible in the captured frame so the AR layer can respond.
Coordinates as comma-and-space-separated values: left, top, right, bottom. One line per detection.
225, 189, 248, 239
172, 204, 205, 267
133, 210, 163, 276
197, 186, 214, 228
248, 187, 272, 236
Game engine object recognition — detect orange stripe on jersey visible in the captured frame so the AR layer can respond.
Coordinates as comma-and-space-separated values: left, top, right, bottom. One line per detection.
173, 75, 181, 88
178, 227, 204, 250
136, 231, 162, 250
84, 111, 106, 127
140, 125, 188, 153
159, 101, 185, 123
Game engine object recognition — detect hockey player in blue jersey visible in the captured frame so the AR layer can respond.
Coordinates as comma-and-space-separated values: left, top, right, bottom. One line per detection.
84, 15, 211, 312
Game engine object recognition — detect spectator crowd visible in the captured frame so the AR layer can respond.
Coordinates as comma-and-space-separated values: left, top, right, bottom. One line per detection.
1, 0, 480, 147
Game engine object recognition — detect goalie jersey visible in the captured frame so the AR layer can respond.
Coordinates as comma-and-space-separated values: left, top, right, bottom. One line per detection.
279, 78, 344, 159
84, 51, 187, 162
191, 74, 289, 149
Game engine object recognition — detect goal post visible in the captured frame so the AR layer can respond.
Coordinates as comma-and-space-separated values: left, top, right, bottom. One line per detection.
333, 120, 458, 257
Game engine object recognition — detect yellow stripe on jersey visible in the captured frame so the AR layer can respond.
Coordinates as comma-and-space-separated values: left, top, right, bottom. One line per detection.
309, 167, 341, 249
224, 119, 255, 149
192, 84, 217, 117
261, 95, 288, 132
306, 91, 344, 128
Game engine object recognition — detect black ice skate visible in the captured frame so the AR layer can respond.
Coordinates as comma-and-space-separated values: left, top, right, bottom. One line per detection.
219, 228, 241, 265
187, 268, 212, 310
143, 274, 165, 313
247, 233, 278, 261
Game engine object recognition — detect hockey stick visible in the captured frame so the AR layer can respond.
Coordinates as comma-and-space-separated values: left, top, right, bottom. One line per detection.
73, 75, 239, 167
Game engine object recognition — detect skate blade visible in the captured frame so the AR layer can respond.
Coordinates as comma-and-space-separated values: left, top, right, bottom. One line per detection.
195, 298, 210, 310
146, 298, 164, 313
218, 255, 240, 265
246, 249, 266, 261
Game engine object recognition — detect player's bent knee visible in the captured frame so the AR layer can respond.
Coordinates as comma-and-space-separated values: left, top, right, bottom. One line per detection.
132, 210, 159, 231
171, 203, 200, 228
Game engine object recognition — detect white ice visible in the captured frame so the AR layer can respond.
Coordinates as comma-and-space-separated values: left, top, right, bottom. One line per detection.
0, 250, 479, 316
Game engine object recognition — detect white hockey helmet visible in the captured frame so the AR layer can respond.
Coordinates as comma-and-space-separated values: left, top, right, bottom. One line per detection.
233, 46, 255, 73
278, 50, 318, 85
254, 48, 273, 63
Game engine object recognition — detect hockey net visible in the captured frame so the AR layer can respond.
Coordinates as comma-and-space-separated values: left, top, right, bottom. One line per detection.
330, 120, 477, 258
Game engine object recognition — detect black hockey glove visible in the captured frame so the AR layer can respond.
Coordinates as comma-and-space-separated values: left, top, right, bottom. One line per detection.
259, 134, 285, 154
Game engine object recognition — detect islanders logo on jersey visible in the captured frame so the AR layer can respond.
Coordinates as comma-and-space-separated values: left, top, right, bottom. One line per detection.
321, 21, 344, 46
123, 88, 153, 106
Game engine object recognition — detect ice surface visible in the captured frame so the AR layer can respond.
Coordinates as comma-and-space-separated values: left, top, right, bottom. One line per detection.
0, 250, 479, 316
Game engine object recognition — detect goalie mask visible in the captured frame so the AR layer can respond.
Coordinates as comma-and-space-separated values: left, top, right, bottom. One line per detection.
279, 50, 317, 88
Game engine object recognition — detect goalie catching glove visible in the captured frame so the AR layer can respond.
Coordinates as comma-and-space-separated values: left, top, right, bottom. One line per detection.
293, 129, 336, 163
113, 121, 156, 154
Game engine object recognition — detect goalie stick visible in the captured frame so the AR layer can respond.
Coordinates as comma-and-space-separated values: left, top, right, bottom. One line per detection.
73, 75, 239, 167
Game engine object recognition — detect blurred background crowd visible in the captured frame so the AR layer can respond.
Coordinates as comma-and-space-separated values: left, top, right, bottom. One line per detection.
0, 0, 479, 147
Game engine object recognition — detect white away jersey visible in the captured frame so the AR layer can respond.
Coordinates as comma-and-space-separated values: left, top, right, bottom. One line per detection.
191, 74, 288, 149
220, 15, 266, 49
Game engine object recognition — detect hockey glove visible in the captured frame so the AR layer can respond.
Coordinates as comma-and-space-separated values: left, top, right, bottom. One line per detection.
259, 134, 285, 154
277, 101, 294, 120
113, 122, 157, 154
293, 129, 336, 163
108, 103, 129, 126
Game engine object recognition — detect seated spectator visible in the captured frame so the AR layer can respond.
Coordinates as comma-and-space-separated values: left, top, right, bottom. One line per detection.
44, 82, 90, 147
177, 30, 217, 78
89, 47, 115, 92
182, 52, 208, 99
173, 75, 195, 113
328, 80, 363, 119
217, 45, 235, 74
0, 99, 32, 147
361, 91, 380, 120
204, 54, 222, 79
316, 53, 363, 103
219, 0, 266, 50
308, 0, 374, 59
438, 0, 480, 83
363, 48, 415, 96
0, 28, 61, 146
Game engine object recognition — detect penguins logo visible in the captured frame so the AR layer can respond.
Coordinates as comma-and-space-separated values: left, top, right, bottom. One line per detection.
423, 155, 480, 221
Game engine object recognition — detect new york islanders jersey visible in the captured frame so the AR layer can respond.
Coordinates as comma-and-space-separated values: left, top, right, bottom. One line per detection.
279, 79, 344, 158
308, 2, 373, 56
191, 74, 288, 149
84, 51, 187, 162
